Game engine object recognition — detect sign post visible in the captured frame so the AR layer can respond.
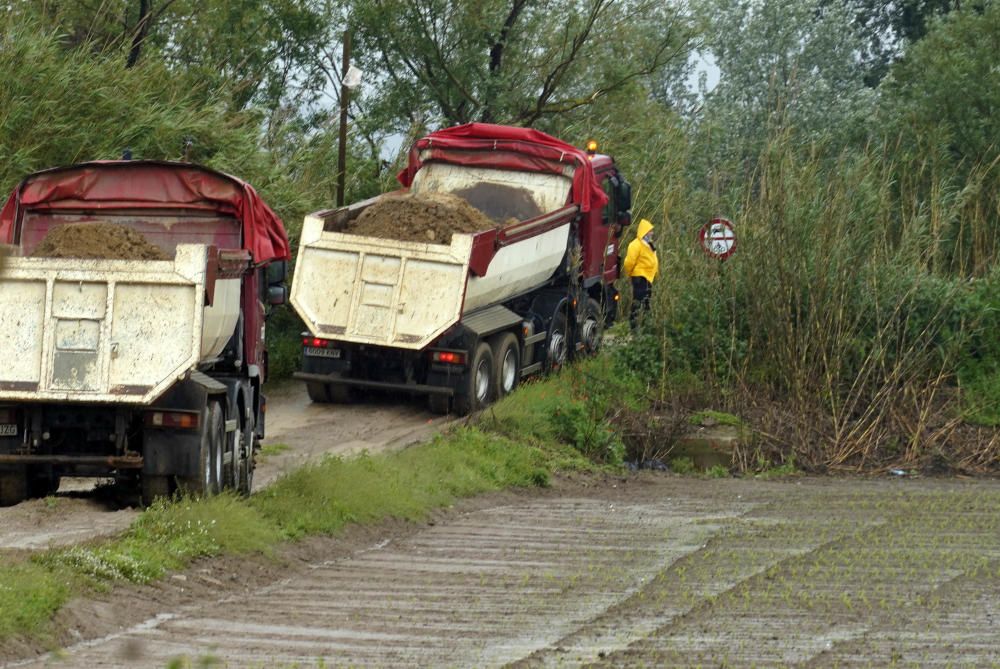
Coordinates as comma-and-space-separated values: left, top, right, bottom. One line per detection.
698, 218, 737, 261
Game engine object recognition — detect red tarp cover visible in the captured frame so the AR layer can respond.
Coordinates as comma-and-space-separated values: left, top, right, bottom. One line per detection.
397, 123, 608, 213
0, 161, 290, 263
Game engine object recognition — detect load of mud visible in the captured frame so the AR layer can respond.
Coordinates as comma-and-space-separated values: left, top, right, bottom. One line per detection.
343, 192, 498, 244
30, 223, 169, 260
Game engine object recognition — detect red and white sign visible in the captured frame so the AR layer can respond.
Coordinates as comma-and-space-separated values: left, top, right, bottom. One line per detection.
699, 218, 737, 260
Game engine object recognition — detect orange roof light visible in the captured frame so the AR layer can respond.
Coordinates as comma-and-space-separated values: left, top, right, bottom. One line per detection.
585, 139, 598, 155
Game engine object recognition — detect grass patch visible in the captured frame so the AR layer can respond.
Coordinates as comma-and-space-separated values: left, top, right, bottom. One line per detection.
0, 562, 69, 643
252, 429, 559, 539
688, 410, 743, 428
669, 456, 697, 475
484, 355, 648, 466
755, 457, 801, 479
258, 442, 292, 458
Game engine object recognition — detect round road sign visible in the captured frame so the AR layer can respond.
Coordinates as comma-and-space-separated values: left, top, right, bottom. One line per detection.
699, 218, 737, 260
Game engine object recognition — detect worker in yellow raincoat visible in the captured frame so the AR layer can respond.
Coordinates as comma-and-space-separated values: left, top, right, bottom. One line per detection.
622, 218, 659, 330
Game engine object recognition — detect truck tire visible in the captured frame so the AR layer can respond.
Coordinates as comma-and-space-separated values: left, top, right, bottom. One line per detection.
580, 298, 604, 355
453, 342, 494, 415
306, 382, 333, 403
0, 468, 28, 507
27, 469, 61, 498
225, 416, 241, 492
237, 411, 256, 496
427, 394, 451, 415
178, 401, 224, 497
546, 311, 569, 372
491, 332, 521, 399
141, 475, 172, 506
307, 381, 355, 403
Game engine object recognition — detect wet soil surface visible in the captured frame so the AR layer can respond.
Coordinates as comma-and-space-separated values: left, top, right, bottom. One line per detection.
0, 383, 449, 552
343, 192, 497, 244
4, 475, 1000, 668
30, 223, 168, 260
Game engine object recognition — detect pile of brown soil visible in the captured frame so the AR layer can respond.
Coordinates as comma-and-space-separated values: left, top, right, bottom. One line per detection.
343, 192, 497, 244
30, 223, 169, 260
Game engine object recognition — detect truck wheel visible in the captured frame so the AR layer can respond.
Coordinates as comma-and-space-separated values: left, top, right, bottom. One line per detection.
454, 342, 494, 415
27, 470, 61, 498
307, 381, 354, 403
306, 382, 333, 403
491, 332, 521, 399
580, 298, 604, 355
546, 312, 569, 372
179, 401, 223, 497
427, 394, 451, 415
328, 384, 355, 403
141, 475, 172, 506
0, 468, 28, 507
237, 411, 256, 496
225, 418, 241, 491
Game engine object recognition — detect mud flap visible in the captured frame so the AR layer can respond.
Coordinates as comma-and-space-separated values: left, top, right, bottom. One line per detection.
142, 374, 222, 479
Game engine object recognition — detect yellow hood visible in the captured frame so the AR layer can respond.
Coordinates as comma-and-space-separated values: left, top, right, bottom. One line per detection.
636, 218, 654, 240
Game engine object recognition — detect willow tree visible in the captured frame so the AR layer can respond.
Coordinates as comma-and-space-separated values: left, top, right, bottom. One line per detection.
350, 0, 695, 132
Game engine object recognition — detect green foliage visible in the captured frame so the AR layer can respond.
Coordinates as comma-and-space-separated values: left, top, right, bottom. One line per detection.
39, 494, 281, 586
689, 411, 743, 428
252, 429, 550, 538
875, 2, 1000, 276
487, 356, 647, 465
0, 563, 68, 642
352, 0, 695, 129
755, 456, 800, 479
259, 442, 293, 458
688, 0, 875, 178
669, 456, 696, 475
615, 131, 1000, 470
705, 464, 730, 478
0, 21, 251, 196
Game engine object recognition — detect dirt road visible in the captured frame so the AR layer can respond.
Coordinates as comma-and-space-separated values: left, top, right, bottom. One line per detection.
0, 383, 448, 552
5, 475, 1000, 668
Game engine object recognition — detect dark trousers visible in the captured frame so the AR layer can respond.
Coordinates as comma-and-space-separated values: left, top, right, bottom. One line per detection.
630, 277, 651, 330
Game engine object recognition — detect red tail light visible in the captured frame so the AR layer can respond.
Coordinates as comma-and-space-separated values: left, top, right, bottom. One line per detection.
144, 410, 200, 430
303, 337, 330, 348
431, 351, 466, 365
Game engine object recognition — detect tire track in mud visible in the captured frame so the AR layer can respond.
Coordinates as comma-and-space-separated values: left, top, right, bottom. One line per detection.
8, 490, 749, 668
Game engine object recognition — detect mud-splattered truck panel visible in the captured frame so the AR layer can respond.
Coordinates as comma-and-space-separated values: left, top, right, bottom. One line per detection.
0, 245, 240, 404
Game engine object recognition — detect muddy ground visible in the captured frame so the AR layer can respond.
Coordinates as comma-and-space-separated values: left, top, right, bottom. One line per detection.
3, 473, 999, 668
0, 382, 449, 552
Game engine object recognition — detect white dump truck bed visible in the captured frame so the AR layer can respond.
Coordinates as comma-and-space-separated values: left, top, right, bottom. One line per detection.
0, 244, 241, 404
291, 204, 576, 351
291, 164, 577, 351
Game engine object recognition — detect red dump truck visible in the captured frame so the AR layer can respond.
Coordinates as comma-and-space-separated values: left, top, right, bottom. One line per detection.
290, 123, 632, 414
0, 161, 290, 505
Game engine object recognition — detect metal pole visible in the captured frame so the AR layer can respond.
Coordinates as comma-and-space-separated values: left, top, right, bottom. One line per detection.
337, 29, 352, 208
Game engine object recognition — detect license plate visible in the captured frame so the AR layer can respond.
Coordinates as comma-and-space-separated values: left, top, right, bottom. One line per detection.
305, 346, 341, 359
0, 424, 17, 436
